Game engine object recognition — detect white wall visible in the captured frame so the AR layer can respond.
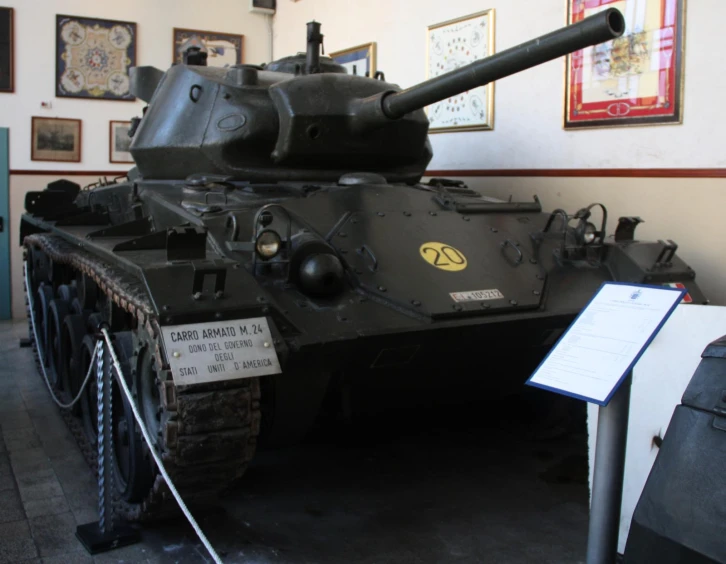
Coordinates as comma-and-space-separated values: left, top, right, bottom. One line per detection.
273, 0, 726, 171
2, 0, 273, 171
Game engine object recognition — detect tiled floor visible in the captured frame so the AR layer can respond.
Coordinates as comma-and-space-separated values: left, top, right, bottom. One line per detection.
0, 321, 95, 563
0, 319, 591, 563
0, 321, 166, 563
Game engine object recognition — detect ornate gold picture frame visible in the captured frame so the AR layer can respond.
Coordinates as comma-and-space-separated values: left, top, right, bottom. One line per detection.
426, 9, 495, 133
564, 0, 686, 129
330, 42, 377, 78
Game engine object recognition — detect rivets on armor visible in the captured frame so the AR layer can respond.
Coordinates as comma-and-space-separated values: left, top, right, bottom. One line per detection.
510, 300, 518, 306
377, 212, 385, 217
378, 285, 387, 292
411, 300, 421, 306
453, 304, 463, 311
403, 211, 411, 217
193, 292, 202, 300
429, 211, 437, 216
533, 290, 541, 296
215, 291, 224, 299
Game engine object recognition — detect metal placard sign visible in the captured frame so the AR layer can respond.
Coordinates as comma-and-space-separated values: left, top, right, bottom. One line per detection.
161, 317, 281, 385
526, 282, 686, 406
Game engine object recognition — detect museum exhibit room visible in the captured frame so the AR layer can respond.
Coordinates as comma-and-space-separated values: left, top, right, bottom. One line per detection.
0, 0, 725, 562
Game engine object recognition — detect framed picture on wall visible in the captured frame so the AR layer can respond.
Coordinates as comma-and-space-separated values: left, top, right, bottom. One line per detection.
31, 117, 82, 163
109, 120, 133, 163
330, 43, 377, 78
0, 7, 13, 93
173, 28, 244, 66
56, 15, 137, 101
426, 9, 495, 133
564, 0, 686, 129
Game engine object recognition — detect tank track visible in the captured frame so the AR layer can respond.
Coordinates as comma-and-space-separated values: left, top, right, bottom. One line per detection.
23, 232, 261, 522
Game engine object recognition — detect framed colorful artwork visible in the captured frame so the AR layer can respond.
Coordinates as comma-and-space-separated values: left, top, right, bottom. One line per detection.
0, 7, 13, 93
565, 0, 686, 129
426, 9, 495, 133
330, 43, 377, 78
31, 117, 82, 163
109, 120, 133, 164
56, 15, 137, 101
173, 28, 243, 67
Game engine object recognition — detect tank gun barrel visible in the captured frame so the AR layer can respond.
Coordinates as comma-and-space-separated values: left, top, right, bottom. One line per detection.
373, 8, 625, 123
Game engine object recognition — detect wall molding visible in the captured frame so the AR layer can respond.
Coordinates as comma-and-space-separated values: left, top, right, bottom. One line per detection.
10, 168, 726, 179
10, 170, 130, 176
423, 169, 726, 178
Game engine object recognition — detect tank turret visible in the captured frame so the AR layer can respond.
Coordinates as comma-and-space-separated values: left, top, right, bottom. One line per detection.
127, 9, 624, 183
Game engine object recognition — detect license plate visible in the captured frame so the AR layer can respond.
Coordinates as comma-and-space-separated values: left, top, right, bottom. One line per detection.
450, 289, 505, 302
160, 317, 281, 385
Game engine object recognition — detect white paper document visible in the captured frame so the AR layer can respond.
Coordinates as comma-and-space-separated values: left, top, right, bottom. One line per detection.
526, 283, 686, 405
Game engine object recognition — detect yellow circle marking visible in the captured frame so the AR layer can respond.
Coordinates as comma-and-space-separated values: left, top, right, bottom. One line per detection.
419, 242, 468, 272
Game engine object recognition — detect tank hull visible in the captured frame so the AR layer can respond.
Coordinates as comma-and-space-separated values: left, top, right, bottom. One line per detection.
20, 173, 705, 520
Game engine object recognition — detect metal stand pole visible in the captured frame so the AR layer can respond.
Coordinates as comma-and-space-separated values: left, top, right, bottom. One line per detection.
97, 340, 113, 533
76, 336, 140, 554
586, 372, 632, 564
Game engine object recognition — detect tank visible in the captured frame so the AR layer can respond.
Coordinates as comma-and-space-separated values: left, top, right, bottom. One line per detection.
20, 8, 706, 522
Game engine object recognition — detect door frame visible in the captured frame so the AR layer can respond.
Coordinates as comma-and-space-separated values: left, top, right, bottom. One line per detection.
0, 128, 10, 320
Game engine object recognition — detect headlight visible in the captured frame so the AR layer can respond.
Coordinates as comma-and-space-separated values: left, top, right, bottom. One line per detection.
583, 222, 597, 245
255, 230, 281, 259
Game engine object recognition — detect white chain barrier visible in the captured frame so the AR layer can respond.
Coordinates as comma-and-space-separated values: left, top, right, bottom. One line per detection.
24, 261, 223, 563
25, 262, 101, 409
101, 328, 223, 564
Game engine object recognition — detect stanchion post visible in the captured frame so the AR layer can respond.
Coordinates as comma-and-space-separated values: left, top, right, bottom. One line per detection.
586, 372, 633, 564
76, 335, 140, 554
97, 337, 113, 533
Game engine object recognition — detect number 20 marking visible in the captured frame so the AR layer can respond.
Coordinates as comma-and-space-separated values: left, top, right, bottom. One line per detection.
419, 242, 468, 272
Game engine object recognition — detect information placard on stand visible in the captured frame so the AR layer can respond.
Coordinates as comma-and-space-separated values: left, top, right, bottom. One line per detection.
525, 282, 685, 564
526, 282, 686, 405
